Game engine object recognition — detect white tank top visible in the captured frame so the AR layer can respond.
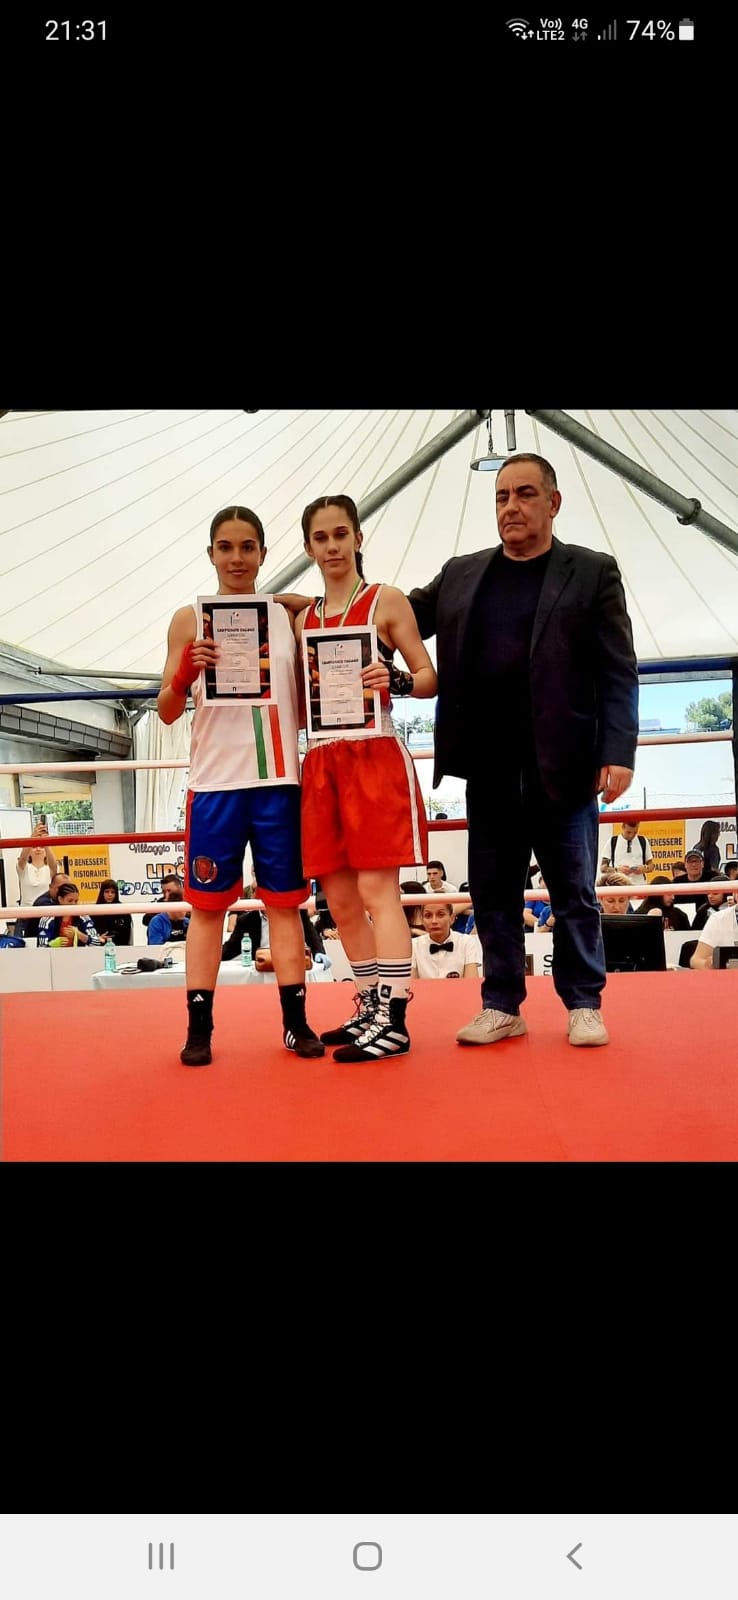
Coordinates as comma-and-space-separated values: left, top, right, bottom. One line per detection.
188, 600, 300, 791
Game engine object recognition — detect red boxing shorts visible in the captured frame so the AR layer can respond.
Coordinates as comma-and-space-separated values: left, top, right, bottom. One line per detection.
185, 784, 306, 911
301, 735, 428, 877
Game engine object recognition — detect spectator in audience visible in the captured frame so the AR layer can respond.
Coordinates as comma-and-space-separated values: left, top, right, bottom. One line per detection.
696, 820, 722, 876
724, 859, 738, 882
677, 849, 712, 921
16, 822, 57, 910
91, 879, 133, 946
671, 860, 687, 880
691, 875, 734, 932
13, 869, 72, 942
146, 888, 190, 946
400, 880, 427, 938
411, 902, 479, 979
222, 876, 322, 963
633, 874, 691, 930
311, 880, 342, 941
689, 898, 738, 969
607, 817, 654, 884
37, 883, 100, 947
452, 881, 477, 936
423, 860, 458, 894
523, 874, 555, 930
142, 873, 185, 927
596, 870, 636, 916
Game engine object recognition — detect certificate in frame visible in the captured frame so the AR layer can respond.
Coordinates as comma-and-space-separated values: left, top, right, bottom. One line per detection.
302, 625, 382, 739
197, 595, 274, 705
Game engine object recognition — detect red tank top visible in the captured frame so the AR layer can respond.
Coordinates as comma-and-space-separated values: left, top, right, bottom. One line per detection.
303, 581, 391, 708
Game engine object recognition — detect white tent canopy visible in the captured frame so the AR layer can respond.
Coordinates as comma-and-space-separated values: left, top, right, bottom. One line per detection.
1, 408, 738, 678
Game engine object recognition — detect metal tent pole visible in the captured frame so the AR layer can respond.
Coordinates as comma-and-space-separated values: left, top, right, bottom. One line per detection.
263, 409, 491, 592
526, 408, 738, 558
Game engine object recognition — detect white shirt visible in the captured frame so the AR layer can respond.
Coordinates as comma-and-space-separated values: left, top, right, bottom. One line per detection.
422, 879, 458, 895
610, 834, 654, 883
412, 930, 479, 979
694, 902, 738, 951
17, 860, 52, 905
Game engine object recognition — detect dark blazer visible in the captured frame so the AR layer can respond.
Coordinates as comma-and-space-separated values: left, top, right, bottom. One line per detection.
408, 536, 639, 804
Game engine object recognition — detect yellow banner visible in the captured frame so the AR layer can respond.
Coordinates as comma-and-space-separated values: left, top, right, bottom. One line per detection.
55, 844, 112, 903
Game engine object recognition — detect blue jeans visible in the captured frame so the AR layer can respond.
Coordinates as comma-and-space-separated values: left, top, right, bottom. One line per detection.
466, 768, 605, 1013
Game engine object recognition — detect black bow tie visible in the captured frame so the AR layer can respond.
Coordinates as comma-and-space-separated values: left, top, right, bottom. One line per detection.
429, 941, 454, 954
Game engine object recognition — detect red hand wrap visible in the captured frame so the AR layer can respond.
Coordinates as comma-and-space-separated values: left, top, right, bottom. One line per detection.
171, 642, 198, 698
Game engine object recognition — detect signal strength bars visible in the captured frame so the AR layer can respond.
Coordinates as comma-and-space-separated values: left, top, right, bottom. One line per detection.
597, 18, 617, 36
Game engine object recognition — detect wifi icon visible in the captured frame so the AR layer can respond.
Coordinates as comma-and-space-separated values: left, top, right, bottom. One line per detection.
506, 16, 530, 35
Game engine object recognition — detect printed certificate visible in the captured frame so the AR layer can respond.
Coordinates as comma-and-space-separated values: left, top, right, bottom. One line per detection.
197, 596, 274, 705
302, 626, 382, 739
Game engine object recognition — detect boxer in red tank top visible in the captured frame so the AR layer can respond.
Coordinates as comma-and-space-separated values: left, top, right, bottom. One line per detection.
295, 494, 437, 1063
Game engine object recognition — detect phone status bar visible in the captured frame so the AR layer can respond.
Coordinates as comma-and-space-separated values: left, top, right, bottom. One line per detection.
503, 16, 696, 41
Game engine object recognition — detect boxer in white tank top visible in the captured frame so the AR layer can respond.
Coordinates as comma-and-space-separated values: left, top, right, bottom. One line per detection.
158, 505, 324, 1068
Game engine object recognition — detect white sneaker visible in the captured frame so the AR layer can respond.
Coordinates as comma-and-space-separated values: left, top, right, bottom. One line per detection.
567, 1008, 609, 1046
456, 1009, 527, 1045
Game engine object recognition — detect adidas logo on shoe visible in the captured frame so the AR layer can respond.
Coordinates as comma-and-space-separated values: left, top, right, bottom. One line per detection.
283, 1028, 325, 1059
333, 998, 410, 1063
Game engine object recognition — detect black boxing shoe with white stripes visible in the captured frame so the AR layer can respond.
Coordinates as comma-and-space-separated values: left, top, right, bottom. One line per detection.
333, 997, 410, 1063
320, 986, 379, 1046
283, 1026, 326, 1059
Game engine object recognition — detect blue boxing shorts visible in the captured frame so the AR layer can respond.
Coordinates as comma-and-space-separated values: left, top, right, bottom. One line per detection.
184, 785, 307, 912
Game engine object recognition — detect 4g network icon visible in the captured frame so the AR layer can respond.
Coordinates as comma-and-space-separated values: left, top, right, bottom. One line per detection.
506, 16, 587, 38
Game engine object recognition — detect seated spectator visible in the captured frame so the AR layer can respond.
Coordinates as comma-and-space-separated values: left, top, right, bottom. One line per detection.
452, 881, 476, 936
671, 860, 687, 880
222, 898, 321, 964
411, 901, 479, 979
91, 878, 133, 946
600, 856, 612, 877
596, 870, 636, 916
147, 888, 190, 945
422, 859, 458, 894
13, 869, 72, 943
691, 875, 735, 932
689, 899, 738, 969
312, 879, 341, 941
400, 880, 427, 938
142, 873, 185, 927
37, 883, 100, 947
523, 874, 555, 930
634, 874, 691, 931
675, 849, 712, 921
723, 859, 738, 882
221, 906, 263, 961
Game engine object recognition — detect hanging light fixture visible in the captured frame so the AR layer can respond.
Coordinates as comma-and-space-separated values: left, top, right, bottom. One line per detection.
470, 412, 509, 471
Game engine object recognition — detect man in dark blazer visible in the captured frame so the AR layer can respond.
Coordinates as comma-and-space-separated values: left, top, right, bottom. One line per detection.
408, 452, 639, 1049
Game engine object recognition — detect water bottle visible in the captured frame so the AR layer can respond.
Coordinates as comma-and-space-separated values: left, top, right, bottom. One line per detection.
104, 942, 117, 973
241, 932, 253, 968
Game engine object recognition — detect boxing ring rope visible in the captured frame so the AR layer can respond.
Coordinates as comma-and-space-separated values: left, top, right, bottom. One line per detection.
1, 730, 735, 922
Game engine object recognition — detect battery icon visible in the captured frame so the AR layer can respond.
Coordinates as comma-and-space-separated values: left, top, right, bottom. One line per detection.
678, 17, 694, 38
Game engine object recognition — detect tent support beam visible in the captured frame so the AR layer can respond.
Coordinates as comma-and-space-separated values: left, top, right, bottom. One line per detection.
526, 408, 738, 557
263, 409, 492, 592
